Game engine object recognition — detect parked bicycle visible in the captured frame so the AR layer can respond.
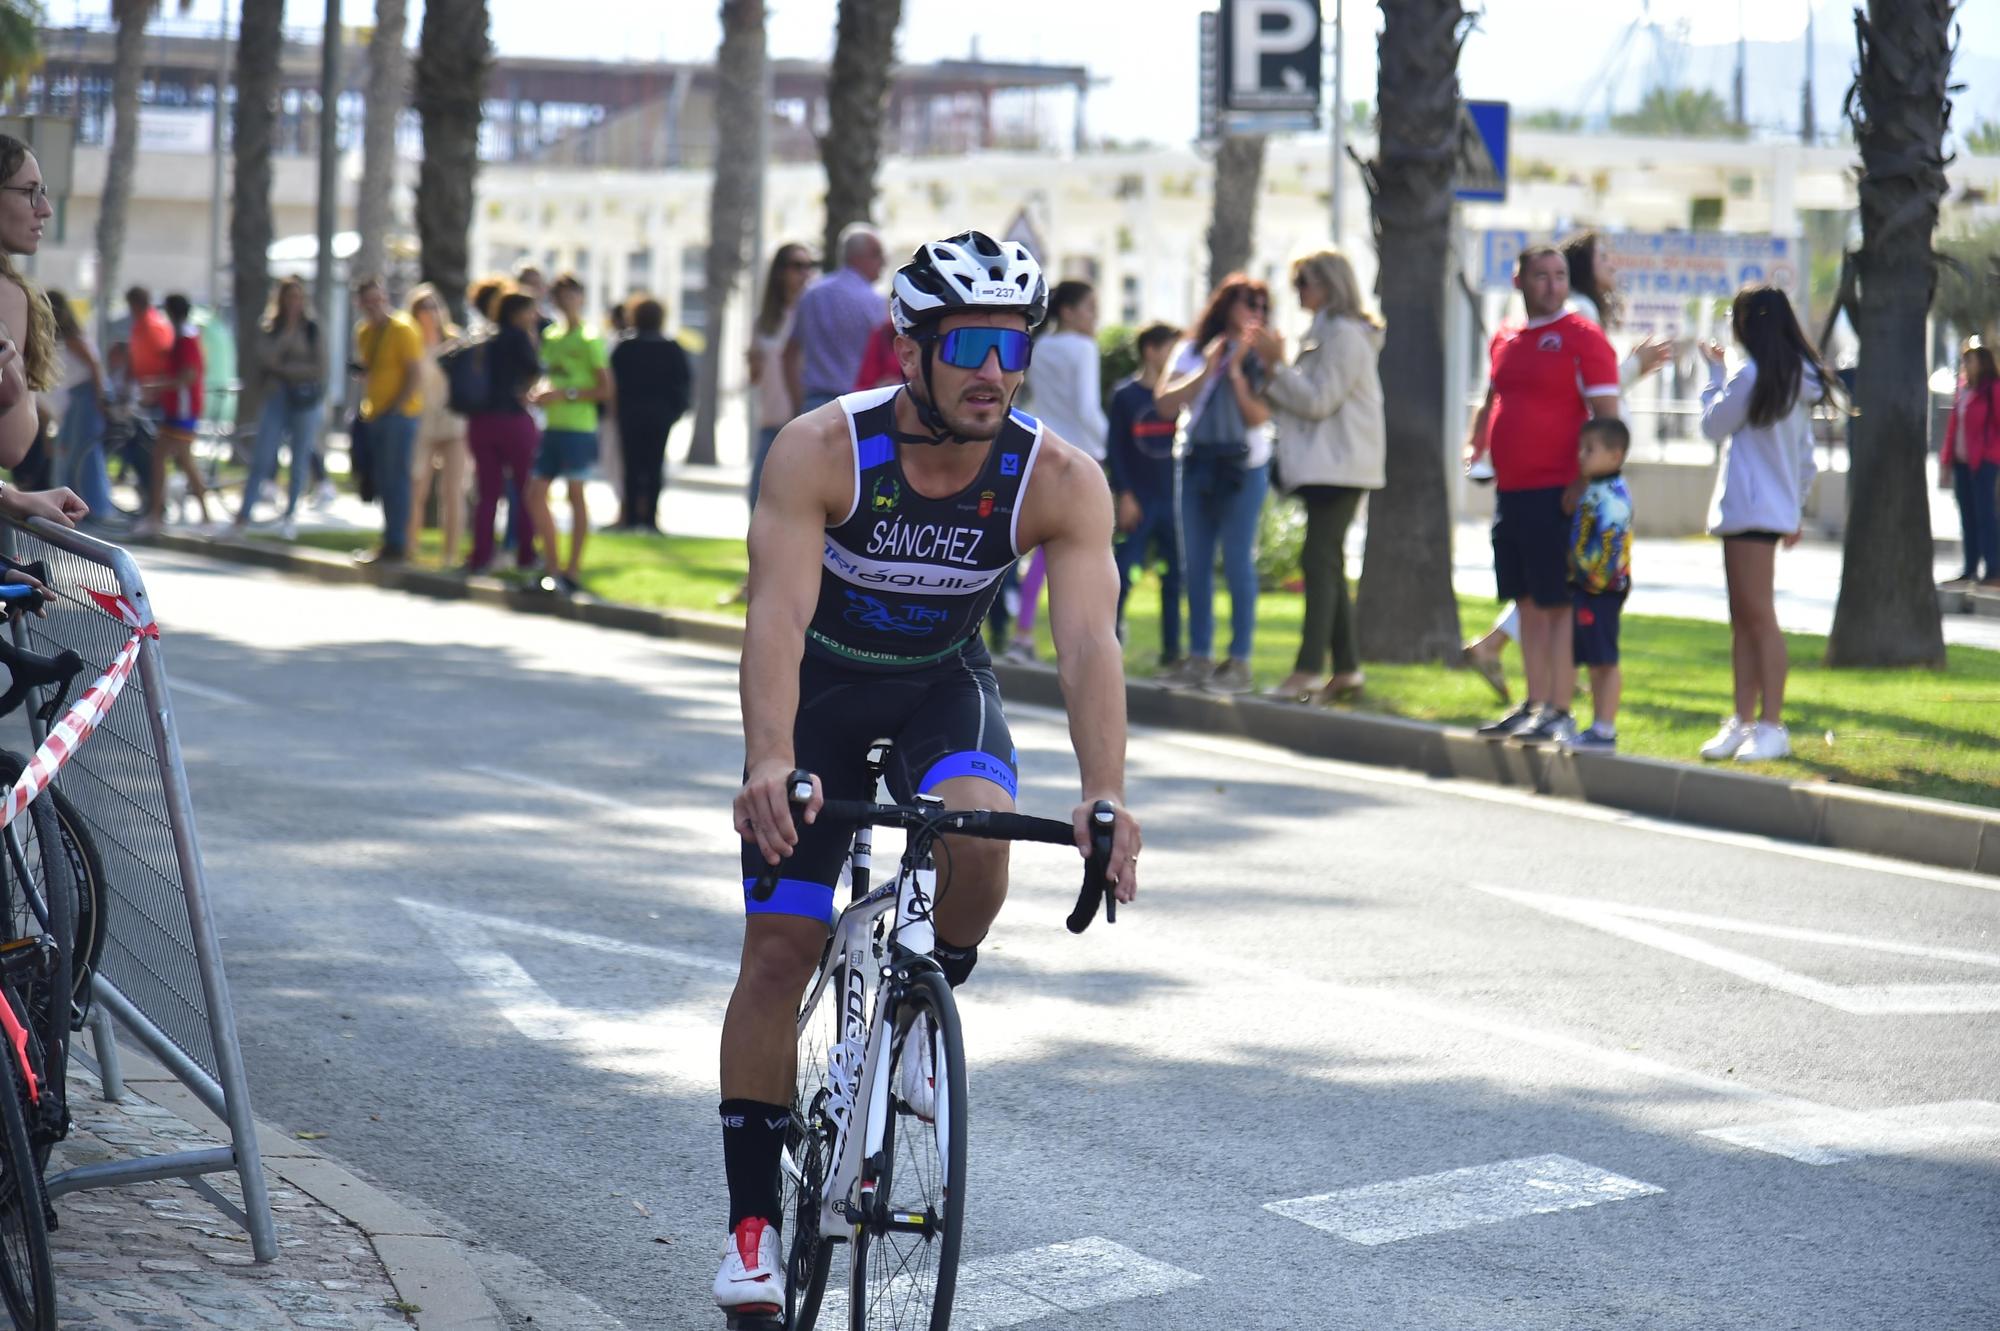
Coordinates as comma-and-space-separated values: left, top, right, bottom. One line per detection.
0, 563, 120, 1330
754, 745, 1117, 1331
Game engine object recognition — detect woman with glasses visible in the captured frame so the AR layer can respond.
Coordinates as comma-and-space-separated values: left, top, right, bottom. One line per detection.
406, 283, 468, 564
230, 275, 324, 539
0, 139, 87, 538
1151, 273, 1275, 694
1251, 250, 1385, 704
747, 243, 815, 513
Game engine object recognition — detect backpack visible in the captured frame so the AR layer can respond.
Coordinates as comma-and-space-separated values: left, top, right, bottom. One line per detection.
440, 335, 492, 415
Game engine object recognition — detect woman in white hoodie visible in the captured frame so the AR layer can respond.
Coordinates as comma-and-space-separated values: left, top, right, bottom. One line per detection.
1005, 279, 1108, 661
1696, 285, 1828, 764
1252, 249, 1385, 703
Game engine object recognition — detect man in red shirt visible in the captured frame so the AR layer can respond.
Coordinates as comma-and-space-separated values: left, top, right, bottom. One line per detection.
1464, 245, 1620, 745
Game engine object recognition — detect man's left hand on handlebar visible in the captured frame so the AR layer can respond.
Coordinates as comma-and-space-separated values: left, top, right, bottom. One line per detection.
0, 486, 87, 528
1072, 798, 1140, 904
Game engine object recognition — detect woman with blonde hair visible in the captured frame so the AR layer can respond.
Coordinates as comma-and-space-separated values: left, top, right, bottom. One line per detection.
406, 282, 469, 564
1251, 249, 1385, 703
0, 134, 90, 531
230, 274, 323, 537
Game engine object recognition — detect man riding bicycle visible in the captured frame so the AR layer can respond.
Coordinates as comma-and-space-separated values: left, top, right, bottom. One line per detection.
717, 230, 1142, 1326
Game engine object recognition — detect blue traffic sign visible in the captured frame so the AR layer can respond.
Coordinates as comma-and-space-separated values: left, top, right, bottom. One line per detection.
1456, 100, 1509, 203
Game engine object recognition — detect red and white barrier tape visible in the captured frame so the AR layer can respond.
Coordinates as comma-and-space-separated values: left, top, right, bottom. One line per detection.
0, 588, 160, 832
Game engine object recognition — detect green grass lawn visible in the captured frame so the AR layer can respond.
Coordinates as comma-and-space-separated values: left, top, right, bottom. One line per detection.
272, 527, 2000, 808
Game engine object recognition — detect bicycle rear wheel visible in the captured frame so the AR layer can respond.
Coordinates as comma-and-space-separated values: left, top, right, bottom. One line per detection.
848, 967, 966, 1331
781, 961, 843, 1331
0, 1047, 54, 1331
0, 754, 102, 1016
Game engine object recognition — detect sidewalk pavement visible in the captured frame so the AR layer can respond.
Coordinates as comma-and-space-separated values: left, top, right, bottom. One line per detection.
48, 1045, 501, 1330
237, 455, 2000, 655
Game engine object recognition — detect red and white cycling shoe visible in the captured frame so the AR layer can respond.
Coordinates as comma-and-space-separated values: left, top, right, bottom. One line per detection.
714, 1216, 785, 1328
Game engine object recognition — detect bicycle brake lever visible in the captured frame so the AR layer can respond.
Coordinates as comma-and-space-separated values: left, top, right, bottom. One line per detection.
1066, 801, 1119, 934
748, 770, 818, 904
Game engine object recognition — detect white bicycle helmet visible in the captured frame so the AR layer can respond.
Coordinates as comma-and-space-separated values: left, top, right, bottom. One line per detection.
891, 230, 1048, 334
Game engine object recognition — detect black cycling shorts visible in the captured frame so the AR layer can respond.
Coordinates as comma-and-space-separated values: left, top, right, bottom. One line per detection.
741, 643, 1017, 926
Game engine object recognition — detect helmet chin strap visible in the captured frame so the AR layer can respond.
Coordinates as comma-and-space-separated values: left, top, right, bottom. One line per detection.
887, 341, 1010, 447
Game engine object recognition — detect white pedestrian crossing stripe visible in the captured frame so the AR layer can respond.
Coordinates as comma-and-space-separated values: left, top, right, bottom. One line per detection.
1701, 1100, 2000, 1166
817, 1236, 1202, 1329
1266, 1154, 1663, 1246
1474, 884, 2000, 1015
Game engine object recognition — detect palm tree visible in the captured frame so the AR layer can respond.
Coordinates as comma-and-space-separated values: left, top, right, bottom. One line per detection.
1353, 0, 1471, 664
413, 0, 490, 325
229, 0, 285, 423
686, 0, 766, 468
1205, 134, 1265, 291
819, 0, 901, 269
0, 1, 44, 104
1826, 0, 1951, 667
355, 0, 409, 285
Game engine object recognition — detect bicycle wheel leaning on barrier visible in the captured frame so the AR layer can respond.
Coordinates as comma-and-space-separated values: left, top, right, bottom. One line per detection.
0, 754, 101, 1019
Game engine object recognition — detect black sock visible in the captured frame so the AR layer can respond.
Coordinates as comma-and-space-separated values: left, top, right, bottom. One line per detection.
720, 1098, 789, 1231
934, 938, 979, 988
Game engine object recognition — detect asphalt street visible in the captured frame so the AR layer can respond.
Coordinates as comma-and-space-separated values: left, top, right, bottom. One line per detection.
89, 546, 2000, 1329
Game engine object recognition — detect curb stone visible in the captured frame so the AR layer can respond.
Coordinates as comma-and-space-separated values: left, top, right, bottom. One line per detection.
153, 530, 2000, 878
110, 1041, 505, 1330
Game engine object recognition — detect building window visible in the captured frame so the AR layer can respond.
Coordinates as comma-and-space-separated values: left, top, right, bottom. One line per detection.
681, 245, 708, 335
1121, 274, 1140, 326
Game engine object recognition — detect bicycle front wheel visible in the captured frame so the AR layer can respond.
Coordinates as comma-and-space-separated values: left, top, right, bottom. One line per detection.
782, 960, 842, 1331
848, 967, 967, 1331
0, 1048, 54, 1330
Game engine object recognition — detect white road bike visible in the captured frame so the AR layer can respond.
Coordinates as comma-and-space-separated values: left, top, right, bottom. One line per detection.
749, 746, 1116, 1331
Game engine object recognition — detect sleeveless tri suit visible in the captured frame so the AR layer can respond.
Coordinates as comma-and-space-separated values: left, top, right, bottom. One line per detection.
742, 386, 1046, 924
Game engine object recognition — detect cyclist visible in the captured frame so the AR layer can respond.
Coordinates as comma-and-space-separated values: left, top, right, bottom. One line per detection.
716, 230, 1143, 1326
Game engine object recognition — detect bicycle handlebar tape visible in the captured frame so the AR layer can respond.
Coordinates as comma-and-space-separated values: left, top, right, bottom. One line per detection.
1066, 801, 1120, 934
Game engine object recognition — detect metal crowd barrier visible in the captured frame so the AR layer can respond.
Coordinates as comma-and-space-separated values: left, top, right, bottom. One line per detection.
0, 515, 275, 1261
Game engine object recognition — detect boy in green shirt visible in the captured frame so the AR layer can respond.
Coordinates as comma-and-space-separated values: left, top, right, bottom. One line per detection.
529, 273, 613, 592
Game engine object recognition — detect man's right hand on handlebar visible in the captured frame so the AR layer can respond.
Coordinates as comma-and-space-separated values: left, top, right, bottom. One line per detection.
734, 760, 822, 867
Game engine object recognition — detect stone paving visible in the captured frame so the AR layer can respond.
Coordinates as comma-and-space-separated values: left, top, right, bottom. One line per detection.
45, 1064, 414, 1330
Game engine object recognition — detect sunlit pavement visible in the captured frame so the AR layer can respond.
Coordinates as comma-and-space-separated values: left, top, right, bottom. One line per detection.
114, 543, 2000, 1329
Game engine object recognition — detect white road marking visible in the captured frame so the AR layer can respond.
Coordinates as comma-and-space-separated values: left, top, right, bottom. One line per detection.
817, 1236, 1202, 1329
1137, 723, 2000, 896
461, 763, 624, 811
459, 762, 734, 844
397, 898, 737, 976
1700, 1101, 2000, 1165
169, 678, 253, 706
1475, 884, 2000, 1015
1265, 1153, 1663, 1246
398, 898, 729, 1091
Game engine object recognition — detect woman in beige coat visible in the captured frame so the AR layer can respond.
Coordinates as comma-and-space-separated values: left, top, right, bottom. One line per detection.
1251, 249, 1386, 703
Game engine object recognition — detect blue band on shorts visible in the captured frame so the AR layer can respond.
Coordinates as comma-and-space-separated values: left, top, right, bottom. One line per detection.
743, 876, 836, 925
916, 750, 1018, 799
163, 417, 198, 433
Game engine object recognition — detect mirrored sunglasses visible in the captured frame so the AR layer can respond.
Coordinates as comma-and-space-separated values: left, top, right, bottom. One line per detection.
934, 326, 1034, 373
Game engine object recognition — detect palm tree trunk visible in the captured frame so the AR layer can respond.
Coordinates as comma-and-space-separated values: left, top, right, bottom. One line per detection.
819, 0, 901, 269
356, 0, 409, 284
1354, 0, 1469, 664
229, 0, 284, 425
413, 0, 490, 326
687, 0, 766, 468
1826, 0, 1950, 668
1205, 135, 1265, 290
96, 0, 150, 344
